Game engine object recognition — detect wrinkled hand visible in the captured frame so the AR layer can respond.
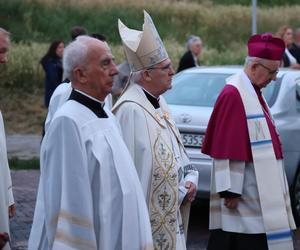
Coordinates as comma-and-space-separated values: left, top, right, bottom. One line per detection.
8, 204, 16, 219
224, 197, 239, 209
184, 181, 197, 204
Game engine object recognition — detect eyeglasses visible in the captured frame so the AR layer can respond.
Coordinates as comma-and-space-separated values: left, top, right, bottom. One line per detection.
257, 63, 279, 75
148, 63, 173, 71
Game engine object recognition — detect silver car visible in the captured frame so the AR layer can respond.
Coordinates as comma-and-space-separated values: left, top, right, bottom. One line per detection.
164, 66, 300, 224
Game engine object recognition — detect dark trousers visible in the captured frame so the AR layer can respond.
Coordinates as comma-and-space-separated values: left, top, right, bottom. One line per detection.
207, 229, 268, 250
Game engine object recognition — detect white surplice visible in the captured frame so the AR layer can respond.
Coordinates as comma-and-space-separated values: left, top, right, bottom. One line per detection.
28, 97, 153, 250
44, 82, 113, 132
113, 83, 198, 250
209, 72, 296, 250
0, 112, 14, 250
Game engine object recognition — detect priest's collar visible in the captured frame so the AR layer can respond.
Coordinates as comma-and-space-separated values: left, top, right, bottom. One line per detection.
142, 88, 160, 109
69, 89, 108, 118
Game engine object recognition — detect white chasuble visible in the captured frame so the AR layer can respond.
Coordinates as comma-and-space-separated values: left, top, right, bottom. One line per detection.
28, 100, 153, 250
225, 72, 295, 250
0, 112, 14, 250
113, 83, 198, 250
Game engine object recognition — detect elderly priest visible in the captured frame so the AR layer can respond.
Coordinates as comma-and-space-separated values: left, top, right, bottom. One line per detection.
113, 11, 198, 250
28, 36, 153, 250
202, 33, 296, 250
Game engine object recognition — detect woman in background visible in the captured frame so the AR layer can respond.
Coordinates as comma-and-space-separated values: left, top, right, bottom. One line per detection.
177, 35, 202, 73
276, 26, 300, 69
41, 40, 64, 107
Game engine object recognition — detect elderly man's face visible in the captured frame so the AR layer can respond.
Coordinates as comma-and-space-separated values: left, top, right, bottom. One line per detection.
0, 34, 10, 64
83, 42, 118, 101
252, 60, 280, 88
147, 58, 175, 96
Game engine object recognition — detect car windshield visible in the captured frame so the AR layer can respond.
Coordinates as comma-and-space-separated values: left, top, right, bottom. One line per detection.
164, 72, 280, 107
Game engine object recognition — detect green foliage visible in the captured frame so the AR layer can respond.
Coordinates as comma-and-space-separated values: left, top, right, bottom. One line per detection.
9, 157, 40, 170
190, 0, 300, 5
0, 0, 299, 91
0, 42, 46, 91
0, 40, 246, 90
1, 0, 300, 47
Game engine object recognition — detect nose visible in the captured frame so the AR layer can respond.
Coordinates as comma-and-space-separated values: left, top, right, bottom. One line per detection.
169, 65, 175, 75
111, 61, 119, 76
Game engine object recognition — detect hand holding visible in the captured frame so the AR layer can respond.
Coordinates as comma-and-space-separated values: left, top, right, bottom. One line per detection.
224, 197, 239, 209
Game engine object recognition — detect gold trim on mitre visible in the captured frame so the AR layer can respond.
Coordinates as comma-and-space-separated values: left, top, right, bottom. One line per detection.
118, 10, 169, 72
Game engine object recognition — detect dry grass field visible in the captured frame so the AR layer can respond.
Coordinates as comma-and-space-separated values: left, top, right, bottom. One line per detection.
1, 0, 300, 134
0, 89, 46, 134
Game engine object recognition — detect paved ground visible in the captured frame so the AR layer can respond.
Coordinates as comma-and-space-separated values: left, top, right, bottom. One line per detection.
8, 170, 300, 250
10, 170, 39, 250
5, 134, 300, 249
6, 134, 41, 160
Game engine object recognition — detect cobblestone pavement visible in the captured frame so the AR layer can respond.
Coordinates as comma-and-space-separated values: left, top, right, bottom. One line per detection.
8, 170, 300, 250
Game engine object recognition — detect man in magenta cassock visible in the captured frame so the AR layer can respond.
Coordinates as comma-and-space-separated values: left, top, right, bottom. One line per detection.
202, 33, 296, 250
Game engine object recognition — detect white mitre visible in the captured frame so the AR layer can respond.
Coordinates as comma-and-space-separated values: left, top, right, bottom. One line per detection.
118, 10, 169, 72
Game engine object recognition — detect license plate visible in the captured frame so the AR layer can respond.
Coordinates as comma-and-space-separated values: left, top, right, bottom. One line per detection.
181, 133, 204, 148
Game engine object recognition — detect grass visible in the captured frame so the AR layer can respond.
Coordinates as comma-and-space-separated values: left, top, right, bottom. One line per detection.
0, 0, 299, 133
1, 0, 300, 46
0, 88, 46, 134
9, 157, 40, 170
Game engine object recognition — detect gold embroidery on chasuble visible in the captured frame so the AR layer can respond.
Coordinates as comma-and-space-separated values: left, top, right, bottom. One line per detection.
150, 131, 178, 250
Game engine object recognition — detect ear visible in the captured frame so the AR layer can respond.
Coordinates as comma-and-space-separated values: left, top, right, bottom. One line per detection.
73, 66, 88, 84
141, 69, 152, 82
250, 62, 258, 73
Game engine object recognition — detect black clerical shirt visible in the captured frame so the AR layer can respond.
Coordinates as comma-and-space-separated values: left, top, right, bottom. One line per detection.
68, 89, 108, 118
143, 89, 160, 109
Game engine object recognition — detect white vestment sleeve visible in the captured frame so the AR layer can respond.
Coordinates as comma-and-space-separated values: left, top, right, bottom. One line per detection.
182, 151, 198, 204
45, 83, 72, 132
183, 164, 199, 188
6, 174, 14, 206
114, 102, 138, 159
0, 112, 14, 206
114, 103, 152, 198
42, 117, 97, 250
213, 159, 245, 195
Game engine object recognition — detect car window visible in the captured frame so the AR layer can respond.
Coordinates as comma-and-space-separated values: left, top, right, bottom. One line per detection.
262, 77, 282, 107
164, 73, 229, 107
165, 72, 281, 107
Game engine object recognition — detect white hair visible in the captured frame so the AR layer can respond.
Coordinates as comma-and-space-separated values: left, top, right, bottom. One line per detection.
186, 35, 202, 50
131, 70, 143, 83
245, 56, 257, 66
244, 56, 270, 67
63, 35, 100, 81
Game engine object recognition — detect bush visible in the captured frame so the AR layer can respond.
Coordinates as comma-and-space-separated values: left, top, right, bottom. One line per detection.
191, 0, 300, 5
1, 0, 300, 47
0, 40, 246, 90
0, 0, 299, 91
0, 42, 47, 91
